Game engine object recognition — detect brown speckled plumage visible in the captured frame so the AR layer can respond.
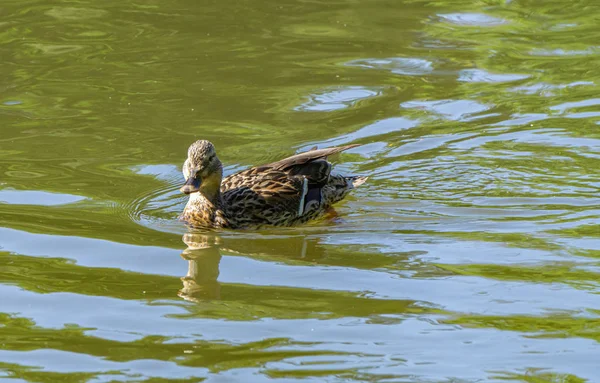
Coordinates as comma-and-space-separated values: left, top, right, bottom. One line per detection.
179, 140, 367, 229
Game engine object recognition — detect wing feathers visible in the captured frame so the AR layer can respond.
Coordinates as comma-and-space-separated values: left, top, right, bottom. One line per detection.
264, 144, 360, 171
220, 144, 361, 223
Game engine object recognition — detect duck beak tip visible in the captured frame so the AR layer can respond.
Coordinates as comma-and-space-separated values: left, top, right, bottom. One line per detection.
180, 176, 201, 194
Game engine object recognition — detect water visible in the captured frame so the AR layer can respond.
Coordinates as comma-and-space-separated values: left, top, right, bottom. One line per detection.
1, 0, 599, 381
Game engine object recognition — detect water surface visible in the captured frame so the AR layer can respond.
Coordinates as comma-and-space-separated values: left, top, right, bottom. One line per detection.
1, 0, 600, 382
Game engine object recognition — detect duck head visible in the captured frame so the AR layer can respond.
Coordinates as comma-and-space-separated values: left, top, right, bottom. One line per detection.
180, 140, 223, 198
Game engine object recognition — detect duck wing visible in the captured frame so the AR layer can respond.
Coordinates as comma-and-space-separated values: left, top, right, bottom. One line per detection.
263, 144, 360, 186
220, 144, 360, 225
222, 169, 307, 226
265, 144, 359, 171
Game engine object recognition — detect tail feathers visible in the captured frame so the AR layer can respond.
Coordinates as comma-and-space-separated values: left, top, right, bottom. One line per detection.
318, 175, 367, 207
349, 176, 368, 188
299, 175, 366, 217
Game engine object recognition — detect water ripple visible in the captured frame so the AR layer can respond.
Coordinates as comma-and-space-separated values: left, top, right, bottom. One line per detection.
2, 0, 600, 382
346, 57, 434, 76
437, 13, 508, 27
458, 69, 530, 83
296, 86, 381, 112
401, 99, 492, 121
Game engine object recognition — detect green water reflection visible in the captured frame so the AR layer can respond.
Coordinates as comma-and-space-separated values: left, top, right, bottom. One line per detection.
1, 0, 600, 381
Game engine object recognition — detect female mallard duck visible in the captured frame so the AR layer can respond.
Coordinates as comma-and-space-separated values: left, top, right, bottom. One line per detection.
179, 140, 366, 229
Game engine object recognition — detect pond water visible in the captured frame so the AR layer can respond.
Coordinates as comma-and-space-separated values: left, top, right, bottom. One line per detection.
1, 0, 600, 382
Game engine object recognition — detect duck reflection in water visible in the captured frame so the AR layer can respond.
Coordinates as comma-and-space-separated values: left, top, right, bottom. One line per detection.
177, 231, 324, 302
179, 233, 222, 301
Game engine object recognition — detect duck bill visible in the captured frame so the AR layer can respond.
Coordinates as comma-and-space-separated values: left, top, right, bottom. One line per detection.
180, 176, 201, 194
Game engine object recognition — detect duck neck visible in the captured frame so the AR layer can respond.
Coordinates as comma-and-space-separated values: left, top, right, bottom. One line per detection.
184, 165, 227, 227
192, 172, 223, 210
199, 185, 222, 208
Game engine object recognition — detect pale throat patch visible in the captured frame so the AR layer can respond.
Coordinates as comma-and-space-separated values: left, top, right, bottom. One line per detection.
186, 192, 205, 207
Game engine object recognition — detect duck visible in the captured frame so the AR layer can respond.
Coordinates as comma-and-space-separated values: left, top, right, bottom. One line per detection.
179, 140, 367, 229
